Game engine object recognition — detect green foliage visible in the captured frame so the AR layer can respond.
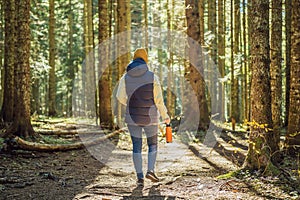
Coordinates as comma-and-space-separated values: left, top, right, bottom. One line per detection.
217, 170, 241, 179
40, 135, 73, 145
244, 119, 272, 132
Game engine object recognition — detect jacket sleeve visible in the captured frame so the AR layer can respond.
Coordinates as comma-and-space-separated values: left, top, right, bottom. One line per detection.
153, 75, 170, 120
116, 75, 127, 105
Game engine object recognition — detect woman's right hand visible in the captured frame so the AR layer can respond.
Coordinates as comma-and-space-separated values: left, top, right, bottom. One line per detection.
164, 118, 171, 125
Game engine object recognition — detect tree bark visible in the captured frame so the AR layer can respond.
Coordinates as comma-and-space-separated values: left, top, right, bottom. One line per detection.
66, 0, 75, 117
117, 0, 130, 77
0, 0, 3, 109
116, 0, 130, 124
99, 0, 113, 128
218, 0, 225, 122
231, 0, 240, 123
208, 0, 217, 117
1, 0, 15, 122
166, 0, 174, 118
243, 0, 278, 172
286, 0, 300, 154
185, 0, 210, 131
48, 0, 56, 116
144, 0, 148, 49
270, 0, 282, 149
6, 0, 35, 139
83, 0, 96, 117
242, 0, 249, 121
14, 128, 126, 151
285, 0, 292, 126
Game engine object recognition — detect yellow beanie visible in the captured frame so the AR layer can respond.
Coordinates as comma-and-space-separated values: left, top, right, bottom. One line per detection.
133, 48, 148, 63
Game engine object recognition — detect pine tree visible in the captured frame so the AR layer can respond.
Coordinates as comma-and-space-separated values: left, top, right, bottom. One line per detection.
270, 0, 282, 150
98, 0, 113, 128
243, 0, 279, 171
185, 0, 210, 131
5, 0, 35, 138
1, 0, 15, 122
286, 0, 300, 154
48, 0, 56, 116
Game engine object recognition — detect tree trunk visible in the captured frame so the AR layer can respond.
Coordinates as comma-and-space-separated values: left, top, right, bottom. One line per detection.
270, 0, 282, 149
83, 0, 96, 117
116, 0, 130, 124
48, 0, 56, 116
242, 0, 249, 121
7, 0, 35, 138
285, 0, 300, 154
243, 0, 278, 172
285, 0, 292, 126
0, 0, 3, 109
198, 0, 204, 46
166, 0, 174, 118
185, 0, 210, 131
1, 0, 15, 122
144, 0, 148, 49
15, 128, 126, 151
99, 0, 113, 128
117, 0, 130, 78
231, 0, 240, 123
218, 0, 225, 122
208, 0, 217, 117
66, 0, 75, 117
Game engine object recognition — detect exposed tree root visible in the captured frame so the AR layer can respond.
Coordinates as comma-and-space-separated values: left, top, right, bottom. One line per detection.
12, 128, 127, 151
36, 129, 106, 136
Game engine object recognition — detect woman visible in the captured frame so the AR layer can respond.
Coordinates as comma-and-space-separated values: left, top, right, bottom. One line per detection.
116, 48, 170, 187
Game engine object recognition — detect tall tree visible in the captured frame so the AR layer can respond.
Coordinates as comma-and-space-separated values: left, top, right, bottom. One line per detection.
286, 0, 300, 154
48, 0, 56, 116
243, 0, 278, 171
207, 0, 218, 114
231, 0, 240, 123
144, 0, 148, 49
83, 0, 96, 117
0, 0, 3, 108
198, 0, 204, 45
285, 0, 292, 126
66, 0, 75, 116
242, 0, 249, 121
218, 0, 225, 121
117, 0, 131, 78
185, 0, 210, 131
116, 0, 130, 124
1, 0, 15, 122
7, 0, 35, 138
166, 0, 174, 118
270, 0, 282, 147
98, 0, 113, 128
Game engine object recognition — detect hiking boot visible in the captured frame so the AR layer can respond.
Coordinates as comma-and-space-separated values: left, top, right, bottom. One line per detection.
137, 178, 144, 187
146, 171, 159, 182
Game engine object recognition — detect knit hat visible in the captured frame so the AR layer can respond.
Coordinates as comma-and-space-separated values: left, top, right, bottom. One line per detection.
133, 48, 148, 63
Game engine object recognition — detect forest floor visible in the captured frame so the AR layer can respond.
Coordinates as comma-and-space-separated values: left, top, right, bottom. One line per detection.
0, 119, 300, 200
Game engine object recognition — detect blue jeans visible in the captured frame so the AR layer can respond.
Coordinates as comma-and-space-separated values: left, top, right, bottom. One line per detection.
127, 124, 158, 179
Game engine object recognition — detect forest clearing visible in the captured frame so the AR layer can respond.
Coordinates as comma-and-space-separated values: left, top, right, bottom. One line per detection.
0, 0, 299, 199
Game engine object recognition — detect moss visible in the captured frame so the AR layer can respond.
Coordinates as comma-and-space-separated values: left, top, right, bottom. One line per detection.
263, 162, 281, 176
217, 170, 241, 179
41, 135, 73, 145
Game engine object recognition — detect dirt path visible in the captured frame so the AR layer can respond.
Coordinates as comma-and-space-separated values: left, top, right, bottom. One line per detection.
71, 137, 277, 200
0, 125, 298, 200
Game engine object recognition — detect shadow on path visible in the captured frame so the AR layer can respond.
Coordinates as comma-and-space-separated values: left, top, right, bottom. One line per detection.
123, 184, 177, 200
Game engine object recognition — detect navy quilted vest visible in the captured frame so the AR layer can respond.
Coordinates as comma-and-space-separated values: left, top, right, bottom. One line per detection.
125, 58, 158, 126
